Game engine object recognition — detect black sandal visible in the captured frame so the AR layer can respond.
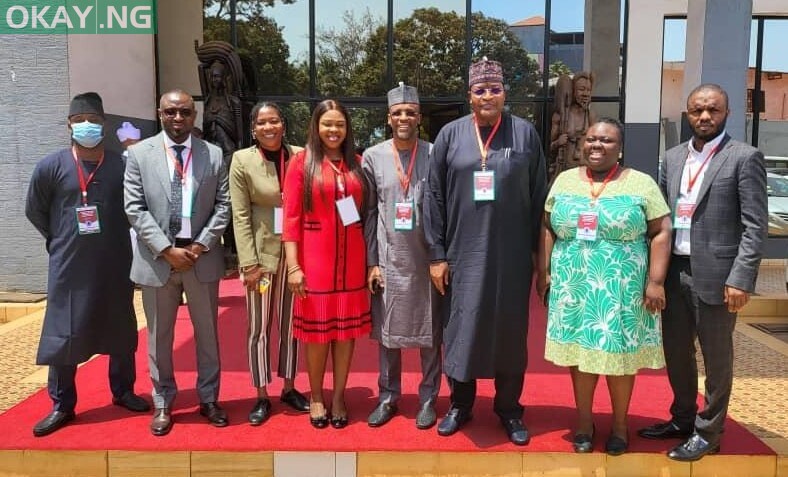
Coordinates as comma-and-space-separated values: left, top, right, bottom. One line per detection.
309, 402, 329, 429
330, 414, 348, 429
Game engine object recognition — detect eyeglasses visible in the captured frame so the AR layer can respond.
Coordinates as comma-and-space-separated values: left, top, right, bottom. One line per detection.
161, 108, 193, 118
471, 86, 504, 97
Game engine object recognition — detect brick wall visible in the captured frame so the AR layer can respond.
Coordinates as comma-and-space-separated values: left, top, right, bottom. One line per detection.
0, 35, 71, 293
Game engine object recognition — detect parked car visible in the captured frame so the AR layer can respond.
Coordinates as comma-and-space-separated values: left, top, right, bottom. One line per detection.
767, 172, 788, 236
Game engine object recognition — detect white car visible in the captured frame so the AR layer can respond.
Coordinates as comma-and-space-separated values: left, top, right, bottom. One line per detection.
767, 172, 788, 236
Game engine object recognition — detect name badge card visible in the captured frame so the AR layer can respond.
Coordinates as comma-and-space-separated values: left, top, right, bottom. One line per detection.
575, 211, 598, 241
336, 196, 361, 226
473, 170, 495, 201
75, 205, 101, 235
674, 199, 695, 230
274, 207, 283, 234
181, 177, 194, 219
394, 201, 414, 231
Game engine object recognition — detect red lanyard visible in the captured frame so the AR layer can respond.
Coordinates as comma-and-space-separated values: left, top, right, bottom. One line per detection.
326, 157, 347, 197
257, 146, 286, 182
686, 145, 719, 194
165, 142, 193, 185
473, 114, 502, 171
390, 141, 418, 195
586, 163, 619, 202
71, 146, 104, 206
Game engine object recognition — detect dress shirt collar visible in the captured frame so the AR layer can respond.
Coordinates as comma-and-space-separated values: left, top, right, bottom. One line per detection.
163, 133, 193, 153
688, 130, 726, 156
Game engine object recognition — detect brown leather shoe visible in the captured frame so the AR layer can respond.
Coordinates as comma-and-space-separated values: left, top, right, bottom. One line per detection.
199, 402, 229, 427
150, 408, 172, 436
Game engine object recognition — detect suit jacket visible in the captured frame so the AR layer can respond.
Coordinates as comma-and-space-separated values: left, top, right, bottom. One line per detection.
124, 131, 231, 287
659, 134, 767, 305
229, 144, 303, 273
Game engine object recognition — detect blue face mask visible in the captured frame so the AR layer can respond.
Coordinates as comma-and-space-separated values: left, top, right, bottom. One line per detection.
71, 121, 104, 148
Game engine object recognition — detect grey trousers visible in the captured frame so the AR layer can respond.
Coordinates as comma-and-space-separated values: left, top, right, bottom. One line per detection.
141, 269, 221, 409
662, 256, 736, 442
377, 344, 441, 406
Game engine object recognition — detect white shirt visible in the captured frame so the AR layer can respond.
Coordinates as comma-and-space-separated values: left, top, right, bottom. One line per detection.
162, 135, 194, 239
673, 130, 726, 255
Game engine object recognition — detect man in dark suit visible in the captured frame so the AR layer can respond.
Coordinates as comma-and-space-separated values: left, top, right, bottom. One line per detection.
124, 89, 231, 436
639, 84, 767, 461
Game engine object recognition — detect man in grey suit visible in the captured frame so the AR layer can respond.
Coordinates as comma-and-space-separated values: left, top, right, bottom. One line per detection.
638, 84, 767, 461
124, 89, 231, 436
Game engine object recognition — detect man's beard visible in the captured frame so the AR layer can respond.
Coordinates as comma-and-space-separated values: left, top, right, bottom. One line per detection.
693, 116, 727, 142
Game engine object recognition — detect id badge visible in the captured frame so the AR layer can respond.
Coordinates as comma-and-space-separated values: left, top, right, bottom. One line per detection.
274, 207, 283, 234
75, 205, 101, 235
336, 196, 361, 225
181, 178, 194, 218
674, 198, 695, 230
575, 211, 598, 241
394, 201, 414, 231
473, 170, 495, 201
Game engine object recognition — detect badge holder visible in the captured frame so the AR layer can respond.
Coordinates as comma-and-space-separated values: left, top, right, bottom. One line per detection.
394, 200, 415, 231
575, 211, 599, 241
76, 205, 101, 235
473, 170, 495, 201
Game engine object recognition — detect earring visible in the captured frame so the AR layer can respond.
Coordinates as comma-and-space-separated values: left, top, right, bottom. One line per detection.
618, 152, 623, 159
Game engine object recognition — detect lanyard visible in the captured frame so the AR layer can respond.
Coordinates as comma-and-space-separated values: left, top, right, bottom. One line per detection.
71, 146, 104, 206
473, 114, 502, 171
165, 142, 193, 185
586, 163, 619, 203
685, 145, 719, 194
257, 146, 286, 182
326, 157, 347, 197
390, 140, 418, 196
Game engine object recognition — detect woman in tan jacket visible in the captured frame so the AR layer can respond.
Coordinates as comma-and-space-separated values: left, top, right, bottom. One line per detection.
229, 102, 310, 425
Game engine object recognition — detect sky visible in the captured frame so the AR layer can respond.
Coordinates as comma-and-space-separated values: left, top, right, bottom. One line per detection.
262, 0, 787, 73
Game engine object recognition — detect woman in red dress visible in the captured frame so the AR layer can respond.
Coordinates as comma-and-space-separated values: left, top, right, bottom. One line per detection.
282, 99, 371, 429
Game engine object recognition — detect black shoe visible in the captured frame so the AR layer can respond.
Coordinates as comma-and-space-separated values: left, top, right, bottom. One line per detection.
501, 418, 530, 446
112, 391, 151, 412
280, 388, 310, 413
33, 410, 75, 437
330, 414, 349, 429
637, 420, 693, 440
415, 402, 437, 430
309, 402, 329, 429
572, 425, 595, 453
605, 434, 629, 456
667, 433, 720, 462
367, 402, 397, 427
150, 408, 172, 436
437, 407, 472, 436
248, 398, 272, 426
199, 402, 229, 427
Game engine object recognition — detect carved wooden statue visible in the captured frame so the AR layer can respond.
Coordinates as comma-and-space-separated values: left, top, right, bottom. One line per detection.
549, 71, 596, 179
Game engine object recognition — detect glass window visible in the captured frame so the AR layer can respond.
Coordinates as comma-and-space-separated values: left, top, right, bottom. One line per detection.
204, 1, 310, 96
314, 5, 388, 97
660, 18, 686, 157
347, 105, 389, 151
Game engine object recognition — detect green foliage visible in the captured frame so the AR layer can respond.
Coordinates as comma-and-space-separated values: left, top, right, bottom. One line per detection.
549, 60, 573, 78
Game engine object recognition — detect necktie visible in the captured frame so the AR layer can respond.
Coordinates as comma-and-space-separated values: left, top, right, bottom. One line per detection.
169, 145, 185, 240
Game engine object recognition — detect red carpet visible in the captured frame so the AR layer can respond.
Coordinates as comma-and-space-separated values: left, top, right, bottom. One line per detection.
0, 278, 773, 454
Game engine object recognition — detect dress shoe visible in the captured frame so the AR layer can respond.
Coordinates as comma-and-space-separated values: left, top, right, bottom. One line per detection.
112, 391, 151, 412
248, 398, 272, 426
437, 407, 472, 436
330, 414, 349, 429
667, 433, 720, 462
309, 402, 329, 429
501, 418, 530, 446
150, 408, 173, 436
199, 402, 229, 427
367, 402, 397, 427
605, 434, 629, 456
638, 420, 693, 440
280, 388, 310, 413
572, 425, 595, 453
415, 402, 437, 430
33, 410, 75, 437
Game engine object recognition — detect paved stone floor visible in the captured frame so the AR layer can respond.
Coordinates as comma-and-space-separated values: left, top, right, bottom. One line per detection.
0, 275, 785, 455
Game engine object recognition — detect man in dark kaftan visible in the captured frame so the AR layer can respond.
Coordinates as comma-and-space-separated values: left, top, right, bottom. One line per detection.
423, 58, 547, 445
25, 92, 149, 437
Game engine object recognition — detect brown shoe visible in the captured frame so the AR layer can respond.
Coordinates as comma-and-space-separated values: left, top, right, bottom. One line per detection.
150, 408, 172, 436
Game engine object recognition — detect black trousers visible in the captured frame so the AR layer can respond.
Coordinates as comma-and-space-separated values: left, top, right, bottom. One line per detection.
448, 373, 524, 420
48, 352, 136, 412
662, 256, 736, 442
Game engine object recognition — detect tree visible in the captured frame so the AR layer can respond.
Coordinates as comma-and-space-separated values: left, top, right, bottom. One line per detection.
204, 0, 295, 20
549, 60, 572, 78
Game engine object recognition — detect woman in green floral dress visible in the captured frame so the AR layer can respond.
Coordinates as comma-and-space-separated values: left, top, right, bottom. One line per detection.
537, 118, 672, 455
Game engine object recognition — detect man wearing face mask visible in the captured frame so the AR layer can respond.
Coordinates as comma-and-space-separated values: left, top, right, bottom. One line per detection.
25, 92, 150, 437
